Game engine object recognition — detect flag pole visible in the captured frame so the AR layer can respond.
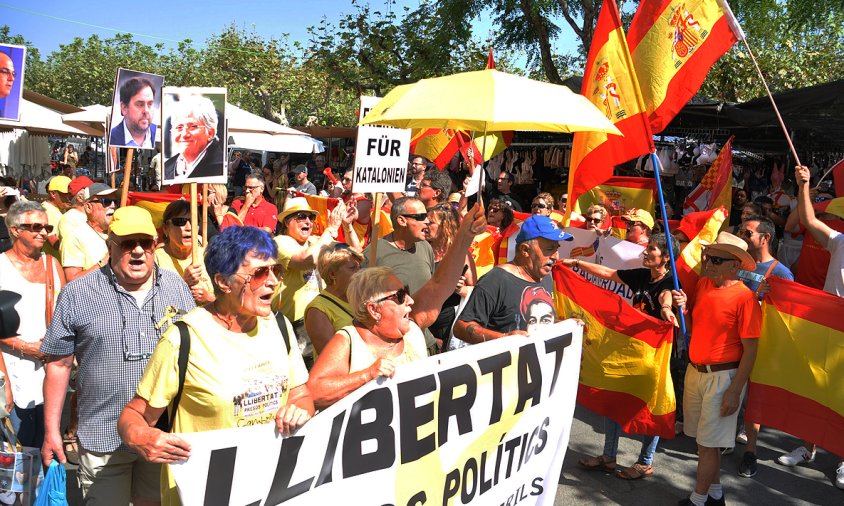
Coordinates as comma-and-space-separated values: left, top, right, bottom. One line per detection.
651, 152, 688, 341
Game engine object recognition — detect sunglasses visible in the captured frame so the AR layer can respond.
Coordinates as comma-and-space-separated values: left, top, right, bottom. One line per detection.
168, 217, 190, 227
112, 237, 156, 251
402, 213, 428, 222
90, 197, 119, 207
15, 223, 53, 234
531, 203, 547, 209
586, 217, 603, 224
703, 254, 736, 266
374, 285, 411, 305
736, 229, 756, 239
292, 212, 315, 221
234, 264, 284, 290
488, 207, 502, 213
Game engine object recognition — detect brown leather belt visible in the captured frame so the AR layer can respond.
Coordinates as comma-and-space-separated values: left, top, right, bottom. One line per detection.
691, 361, 740, 373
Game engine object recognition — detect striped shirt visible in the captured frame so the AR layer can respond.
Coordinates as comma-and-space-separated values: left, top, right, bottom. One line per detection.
42, 264, 195, 453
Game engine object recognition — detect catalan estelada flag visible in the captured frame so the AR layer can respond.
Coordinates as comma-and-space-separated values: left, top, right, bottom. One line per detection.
673, 207, 727, 303
566, 0, 654, 224
746, 277, 844, 458
553, 263, 676, 437
628, 0, 742, 133
682, 136, 734, 216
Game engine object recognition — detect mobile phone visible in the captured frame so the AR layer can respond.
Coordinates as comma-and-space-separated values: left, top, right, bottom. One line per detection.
0, 187, 20, 197
461, 264, 469, 276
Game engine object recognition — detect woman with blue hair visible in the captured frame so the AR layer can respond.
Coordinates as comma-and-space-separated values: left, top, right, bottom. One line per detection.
118, 226, 314, 505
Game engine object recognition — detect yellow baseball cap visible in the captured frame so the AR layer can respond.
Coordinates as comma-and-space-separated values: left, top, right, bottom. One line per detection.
109, 206, 158, 237
47, 176, 71, 193
621, 208, 655, 230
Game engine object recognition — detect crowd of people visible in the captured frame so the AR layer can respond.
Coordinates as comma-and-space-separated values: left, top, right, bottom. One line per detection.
0, 146, 840, 506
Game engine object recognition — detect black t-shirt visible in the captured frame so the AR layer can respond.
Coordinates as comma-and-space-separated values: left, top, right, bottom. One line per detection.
617, 268, 674, 319
458, 267, 556, 335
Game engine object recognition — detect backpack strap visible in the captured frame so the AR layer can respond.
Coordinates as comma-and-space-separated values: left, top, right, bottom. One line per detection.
317, 293, 354, 318
159, 320, 191, 432
275, 312, 292, 354
754, 260, 780, 294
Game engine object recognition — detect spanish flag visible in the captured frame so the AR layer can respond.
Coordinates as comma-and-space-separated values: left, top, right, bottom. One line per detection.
292, 191, 392, 246
572, 176, 656, 223
566, 0, 654, 223
495, 211, 530, 265
674, 207, 727, 303
682, 136, 734, 217
813, 196, 844, 220
747, 277, 844, 458
628, 0, 742, 133
471, 227, 498, 278
553, 263, 676, 437
126, 192, 192, 229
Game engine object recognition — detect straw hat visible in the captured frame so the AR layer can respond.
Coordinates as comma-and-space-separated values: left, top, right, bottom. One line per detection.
701, 231, 756, 271
277, 197, 318, 223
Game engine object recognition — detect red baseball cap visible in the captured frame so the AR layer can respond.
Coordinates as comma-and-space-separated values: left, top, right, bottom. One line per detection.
67, 176, 94, 197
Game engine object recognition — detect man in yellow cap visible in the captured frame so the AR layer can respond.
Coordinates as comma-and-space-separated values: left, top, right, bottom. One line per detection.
42, 176, 71, 256
42, 206, 195, 505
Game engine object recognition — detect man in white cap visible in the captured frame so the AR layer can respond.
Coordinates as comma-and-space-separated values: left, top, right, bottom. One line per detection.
673, 231, 762, 506
60, 182, 120, 281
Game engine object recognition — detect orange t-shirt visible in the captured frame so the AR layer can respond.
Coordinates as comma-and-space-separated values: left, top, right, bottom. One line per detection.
689, 277, 762, 365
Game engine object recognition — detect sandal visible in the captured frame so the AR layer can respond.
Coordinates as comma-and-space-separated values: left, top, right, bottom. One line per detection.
577, 455, 616, 472
615, 462, 654, 480
62, 433, 79, 465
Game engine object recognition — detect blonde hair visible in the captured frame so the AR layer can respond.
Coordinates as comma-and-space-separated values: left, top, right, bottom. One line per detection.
585, 204, 608, 221
208, 183, 228, 202
347, 266, 396, 322
317, 245, 364, 285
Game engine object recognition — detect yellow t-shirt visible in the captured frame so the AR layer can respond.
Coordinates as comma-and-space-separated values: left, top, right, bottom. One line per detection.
273, 235, 323, 321
305, 291, 354, 331
136, 307, 308, 506
57, 207, 85, 241
59, 222, 107, 269
154, 247, 214, 298
41, 201, 63, 259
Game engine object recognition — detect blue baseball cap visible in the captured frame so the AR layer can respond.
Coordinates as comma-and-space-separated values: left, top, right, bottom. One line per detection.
515, 215, 573, 244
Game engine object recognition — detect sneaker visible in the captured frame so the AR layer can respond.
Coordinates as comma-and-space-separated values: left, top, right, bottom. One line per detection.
836, 461, 844, 490
776, 446, 815, 467
720, 446, 734, 455
736, 427, 748, 445
706, 494, 726, 506
738, 451, 757, 477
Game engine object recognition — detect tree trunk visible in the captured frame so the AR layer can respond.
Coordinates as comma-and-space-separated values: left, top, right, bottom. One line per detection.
519, 0, 563, 84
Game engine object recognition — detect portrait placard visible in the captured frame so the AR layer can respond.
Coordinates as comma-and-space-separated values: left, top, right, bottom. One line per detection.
108, 69, 164, 149
0, 44, 26, 122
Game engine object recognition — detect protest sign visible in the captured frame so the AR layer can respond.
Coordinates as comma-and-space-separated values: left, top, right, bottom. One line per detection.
108, 68, 164, 150
162, 87, 227, 185
353, 96, 411, 193
0, 43, 25, 122
171, 321, 583, 506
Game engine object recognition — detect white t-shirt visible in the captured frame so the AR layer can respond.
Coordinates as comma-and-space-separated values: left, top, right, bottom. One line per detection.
823, 231, 844, 296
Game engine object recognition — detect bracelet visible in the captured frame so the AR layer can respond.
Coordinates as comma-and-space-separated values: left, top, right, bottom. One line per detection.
574, 259, 580, 268
661, 305, 672, 310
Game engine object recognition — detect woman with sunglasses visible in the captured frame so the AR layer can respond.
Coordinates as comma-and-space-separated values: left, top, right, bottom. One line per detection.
303, 244, 363, 358
486, 198, 514, 233
530, 193, 554, 217
0, 201, 64, 447
119, 226, 314, 504
562, 233, 680, 480
155, 200, 215, 304
424, 204, 477, 347
275, 197, 356, 368
307, 267, 429, 409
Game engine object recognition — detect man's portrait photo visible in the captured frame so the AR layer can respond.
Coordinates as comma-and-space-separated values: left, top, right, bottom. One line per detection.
162, 88, 227, 185
108, 68, 163, 149
0, 44, 26, 121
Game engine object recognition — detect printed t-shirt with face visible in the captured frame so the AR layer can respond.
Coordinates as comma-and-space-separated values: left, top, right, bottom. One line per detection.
617, 268, 675, 319
457, 267, 556, 335
136, 306, 308, 506
689, 277, 762, 365
273, 234, 324, 321
59, 221, 107, 269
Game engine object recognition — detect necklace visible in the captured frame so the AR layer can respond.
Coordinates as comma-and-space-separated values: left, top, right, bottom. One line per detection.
212, 301, 237, 330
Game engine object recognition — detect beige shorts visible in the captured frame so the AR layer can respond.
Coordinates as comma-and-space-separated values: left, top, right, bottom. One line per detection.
682, 365, 745, 448
78, 445, 161, 504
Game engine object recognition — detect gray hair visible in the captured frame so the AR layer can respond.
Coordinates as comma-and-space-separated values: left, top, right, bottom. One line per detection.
170, 95, 218, 132
245, 170, 264, 185
347, 266, 397, 323
5, 200, 47, 230
390, 196, 421, 226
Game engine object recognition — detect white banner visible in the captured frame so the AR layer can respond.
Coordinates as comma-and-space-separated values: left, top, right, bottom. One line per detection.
353, 96, 412, 193
171, 321, 583, 506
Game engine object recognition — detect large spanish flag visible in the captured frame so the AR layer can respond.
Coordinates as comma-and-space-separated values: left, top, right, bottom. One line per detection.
410, 129, 512, 170
747, 277, 844, 458
682, 136, 734, 216
553, 263, 676, 437
566, 0, 654, 223
628, 0, 741, 133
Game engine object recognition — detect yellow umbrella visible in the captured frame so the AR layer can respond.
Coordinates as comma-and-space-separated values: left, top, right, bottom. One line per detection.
359, 69, 621, 135
410, 128, 512, 169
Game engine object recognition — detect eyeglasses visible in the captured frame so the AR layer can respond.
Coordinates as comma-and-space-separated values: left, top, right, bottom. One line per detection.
245, 185, 263, 191
15, 223, 53, 234
233, 264, 284, 290
419, 181, 433, 188
292, 212, 315, 221
168, 217, 190, 227
111, 237, 156, 251
531, 203, 547, 209
373, 285, 410, 305
172, 123, 207, 134
90, 197, 118, 207
703, 254, 736, 266
0, 68, 15, 79
401, 213, 428, 222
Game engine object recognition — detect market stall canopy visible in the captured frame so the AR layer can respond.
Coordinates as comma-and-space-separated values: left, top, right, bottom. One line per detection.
228, 131, 324, 154
61, 104, 111, 124
0, 97, 101, 137
663, 79, 844, 152
359, 69, 621, 135
227, 104, 308, 135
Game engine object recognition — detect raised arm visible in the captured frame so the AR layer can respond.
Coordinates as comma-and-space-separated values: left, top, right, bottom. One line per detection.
795, 165, 834, 248
559, 258, 622, 283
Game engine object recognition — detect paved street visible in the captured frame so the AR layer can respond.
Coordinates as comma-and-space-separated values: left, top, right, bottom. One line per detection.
555, 405, 841, 505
